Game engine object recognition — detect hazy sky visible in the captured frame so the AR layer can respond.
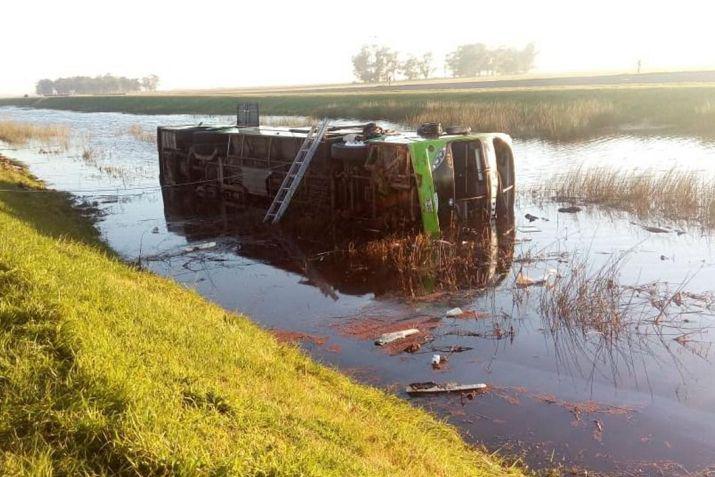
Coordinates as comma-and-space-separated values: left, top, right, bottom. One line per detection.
2, 0, 714, 95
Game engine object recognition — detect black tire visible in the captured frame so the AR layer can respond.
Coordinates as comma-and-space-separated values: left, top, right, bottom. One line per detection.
417, 122, 443, 138
362, 122, 384, 139
331, 142, 369, 161
445, 125, 471, 135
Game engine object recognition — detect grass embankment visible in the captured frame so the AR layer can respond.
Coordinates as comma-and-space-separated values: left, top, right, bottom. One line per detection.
0, 156, 518, 475
3, 85, 715, 139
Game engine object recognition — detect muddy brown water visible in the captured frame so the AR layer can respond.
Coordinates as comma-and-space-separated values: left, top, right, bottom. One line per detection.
3, 106, 715, 475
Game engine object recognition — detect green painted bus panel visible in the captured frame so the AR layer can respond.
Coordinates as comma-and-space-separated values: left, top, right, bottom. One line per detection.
408, 140, 449, 236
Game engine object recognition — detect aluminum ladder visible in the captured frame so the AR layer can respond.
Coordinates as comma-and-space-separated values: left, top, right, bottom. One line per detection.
263, 118, 330, 224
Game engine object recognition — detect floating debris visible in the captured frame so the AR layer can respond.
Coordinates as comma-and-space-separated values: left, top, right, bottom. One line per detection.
641, 225, 669, 234
431, 354, 448, 369
524, 213, 549, 222
406, 382, 487, 395
518, 225, 542, 233
445, 330, 483, 337
335, 315, 440, 354
558, 206, 582, 213
431, 345, 474, 353
446, 307, 464, 317
515, 269, 557, 288
183, 241, 217, 252
375, 328, 420, 346
514, 250, 569, 264
444, 307, 488, 319
403, 343, 422, 353
629, 221, 672, 233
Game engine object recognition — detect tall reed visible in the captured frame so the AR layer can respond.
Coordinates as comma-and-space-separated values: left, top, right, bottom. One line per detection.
0, 120, 70, 149
536, 167, 715, 227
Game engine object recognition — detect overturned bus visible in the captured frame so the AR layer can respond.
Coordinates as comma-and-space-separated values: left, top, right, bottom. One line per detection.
157, 106, 515, 236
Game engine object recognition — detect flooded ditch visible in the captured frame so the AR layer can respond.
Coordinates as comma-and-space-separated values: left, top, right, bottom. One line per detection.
2, 106, 715, 475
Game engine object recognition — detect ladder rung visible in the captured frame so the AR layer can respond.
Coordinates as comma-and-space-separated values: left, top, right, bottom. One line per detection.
263, 118, 330, 223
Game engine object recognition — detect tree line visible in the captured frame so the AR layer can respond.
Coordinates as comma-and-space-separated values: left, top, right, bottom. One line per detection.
352, 43, 536, 83
35, 74, 159, 96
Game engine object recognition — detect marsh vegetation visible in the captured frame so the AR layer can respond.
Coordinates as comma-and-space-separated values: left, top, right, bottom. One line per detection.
534, 166, 715, 227
533, 251, 704, 343
5, 85, 715, 140
127, 123, 156, 143
0, 119, 69, 148
346, 226, 513, 297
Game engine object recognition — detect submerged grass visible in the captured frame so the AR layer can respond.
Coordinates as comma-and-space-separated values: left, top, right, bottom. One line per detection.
0, 120, 69, 148
526, 249, 709, 379
536, 167, 715, 227
128, 123, 156, 143
537, 254, 627, 342
348, 225, 514, 297
4, 85, 715, 139
0, 155, 520, 475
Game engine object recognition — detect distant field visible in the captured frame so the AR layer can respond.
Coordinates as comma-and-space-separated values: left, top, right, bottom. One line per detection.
164, 69, 715, 95
3, 83, 715, 140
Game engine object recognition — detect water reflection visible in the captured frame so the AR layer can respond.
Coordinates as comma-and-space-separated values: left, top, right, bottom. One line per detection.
159, 185, 516, 298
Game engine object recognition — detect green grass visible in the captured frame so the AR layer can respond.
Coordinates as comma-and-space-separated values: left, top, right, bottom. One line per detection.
0, 155, 520, 475
3, 85, 715, 139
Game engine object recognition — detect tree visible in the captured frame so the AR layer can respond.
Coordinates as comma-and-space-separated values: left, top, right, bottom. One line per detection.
516, 43, 537, 74
445, 43, 490, 77
491, 47, 519, 75
446, 43, 536, 77
35, 79, 55, 96
141, 74, 160, 91
400, 56, 421, 81
374, 46, 399, 83
401, 53, 434, 81
417, 53, 434, 79
31, 74, 153, 96
352, 45, 375, 82
352, 45, 400, 83
491, 44, 537, 74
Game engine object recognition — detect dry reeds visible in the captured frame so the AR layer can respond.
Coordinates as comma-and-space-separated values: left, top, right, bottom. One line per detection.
0, 120, 70, 149
533, 250, 706, 347
128, 124, 156, 144
404, 99, 616, 140
535, 167, 715, 227
349, 228, 513, 297
81, 146, 96, 162
538, 254, 626, 341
